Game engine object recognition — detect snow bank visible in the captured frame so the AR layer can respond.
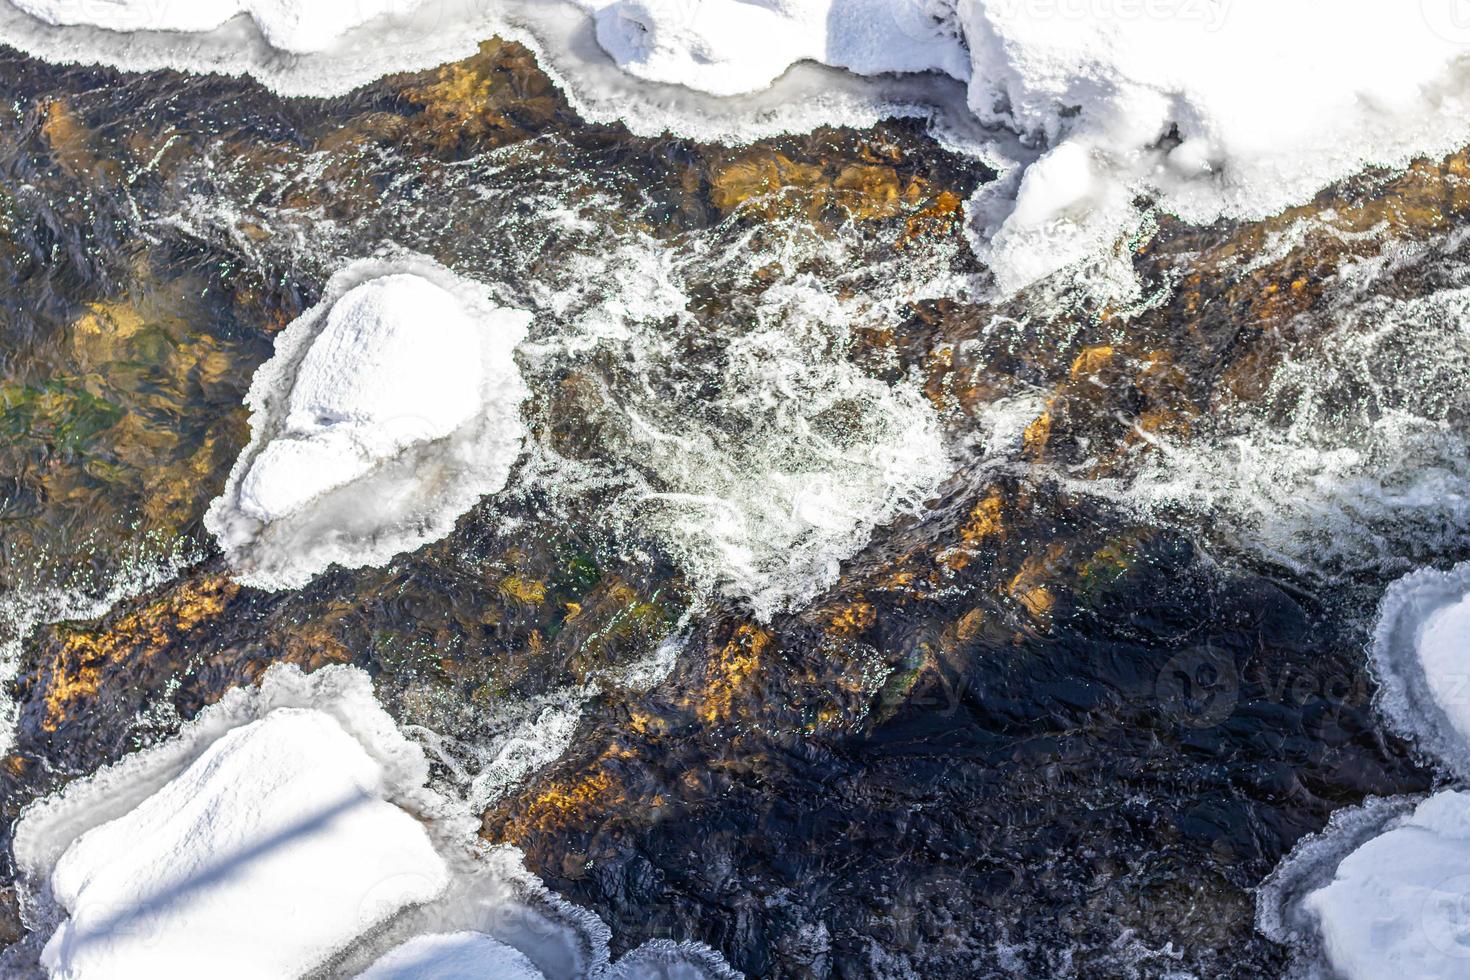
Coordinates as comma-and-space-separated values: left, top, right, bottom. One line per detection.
205, 256, 530, 590
5, 663, 739, 980
10, 1, 1470, 291
583, 0, 1470, 289
1262, 792, 1470, 980
587, 0, 967, 98
9, 0, 404, 54
1371, 561, 1470, 780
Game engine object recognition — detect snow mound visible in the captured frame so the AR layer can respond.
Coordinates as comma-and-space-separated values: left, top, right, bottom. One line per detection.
5, 663, 739, 980
1261, 563, 1470, 977
40, 709, 448, 979
1371, 561, 1470, 779
205, 256, 530, 590
359, 931, 545, 980
1262, 792, 1470, 980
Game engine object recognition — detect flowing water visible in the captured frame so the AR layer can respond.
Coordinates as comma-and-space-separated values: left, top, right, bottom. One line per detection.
0, 35, 1466, 979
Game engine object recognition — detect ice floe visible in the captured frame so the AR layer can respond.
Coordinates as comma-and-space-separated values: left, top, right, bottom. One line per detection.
10, 1, 1470, 291
205, 255, 530, 590
4, 663, 738, 979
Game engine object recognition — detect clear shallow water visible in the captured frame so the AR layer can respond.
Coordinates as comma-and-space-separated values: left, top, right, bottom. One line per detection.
0, 37, 1462, 978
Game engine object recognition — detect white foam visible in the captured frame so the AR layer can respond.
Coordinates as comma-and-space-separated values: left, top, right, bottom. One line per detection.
514, 234, 952, 621
1092, 274, 1470, 583
5, 663, 739, 980
205, 255, 530, 590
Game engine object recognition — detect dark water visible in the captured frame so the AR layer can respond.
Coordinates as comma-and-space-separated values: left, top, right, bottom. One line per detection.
0, 37, 1464, 978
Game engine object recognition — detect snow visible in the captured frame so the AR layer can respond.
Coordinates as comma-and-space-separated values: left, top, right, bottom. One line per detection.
39, 709, 448, 979
235, 274, 484, 524
589, 0, 966, 99
358, 932, 544, 980
205, 256, 530, 590
953, 3, 1470, 290
8, 0, 403, 54
1372, 561, 1470, 780
1299, 791, 1470, 980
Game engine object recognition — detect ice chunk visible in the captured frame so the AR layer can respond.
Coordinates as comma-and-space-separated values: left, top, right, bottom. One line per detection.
236, 274, 484, 524
205, 256, 530, 590
358, 932, 544, 980
1371, 561, 1470, 779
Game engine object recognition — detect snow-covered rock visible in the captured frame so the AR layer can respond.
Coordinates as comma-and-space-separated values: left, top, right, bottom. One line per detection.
1371, 561, 1470, 779
8, 0, 406, 54
205, 256, 530, 590
4, 663, 740, 980
39, 709, 448, 979
1266, 791, 1470, 980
